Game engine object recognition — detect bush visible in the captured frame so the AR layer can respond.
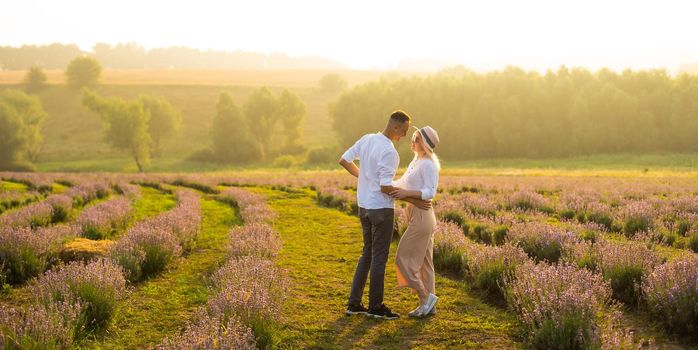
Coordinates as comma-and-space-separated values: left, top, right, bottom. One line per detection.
433, 221, 466, 276
157, 312, 256, 349
318, 73, 347, 94
506, 222, 579, 263
465, 243, 529, 299
228, 223, 281, 259
76, 198, 132, 240
596, 241, 662, 305
46, 195, 73, 223
111, 225, 182, 282
505, 262, 612, 350
187, 147, 217, 162
30, 258, 127, 334
559, 209, 575, 220
586, 212, 614, 231
65, 56, 102, 88
272, 155, 301, 168
306, 147, 338, 165
440, 210, 465, 228
642, 255, 698, 337
23, 65, 47, 92
620, 201, 654, 236
0, 301, 82, 349
676, 220, 692, 236
688, 234, 698, 253
466, 224, 508, 246
0, 226, 72, 284
579, 229, 598, 243
507, 190, 549, 212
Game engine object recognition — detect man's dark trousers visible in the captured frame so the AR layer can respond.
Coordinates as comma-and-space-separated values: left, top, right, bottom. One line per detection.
348, 207, 395, 309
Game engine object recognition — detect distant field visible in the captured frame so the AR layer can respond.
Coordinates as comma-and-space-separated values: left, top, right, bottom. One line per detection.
0, 68, 418, 87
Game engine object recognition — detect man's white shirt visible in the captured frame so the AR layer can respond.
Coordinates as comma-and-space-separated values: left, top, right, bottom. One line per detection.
341, 132, 399, 209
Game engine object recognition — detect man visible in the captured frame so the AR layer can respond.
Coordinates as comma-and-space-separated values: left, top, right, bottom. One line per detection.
339, 110, 432, 320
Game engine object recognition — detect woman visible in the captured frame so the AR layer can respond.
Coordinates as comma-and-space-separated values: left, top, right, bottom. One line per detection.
390, 125, 441, 318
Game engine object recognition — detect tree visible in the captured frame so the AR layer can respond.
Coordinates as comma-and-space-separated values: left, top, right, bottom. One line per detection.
277, 89, 306, 154
0, 89, 47, 169
211, 93, 261, 163
318, 73, 347, 94
23, 66, 47, 91
66, 57, 102, 88
138, 95, 182, 156
82, 89, 151, 172
243, 87, 279, 157
0, 103, 26, 169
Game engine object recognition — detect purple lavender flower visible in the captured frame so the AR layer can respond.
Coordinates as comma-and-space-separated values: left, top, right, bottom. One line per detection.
0, 201, 53, 228
507, 190, 551, 213
220, 187, 276, 223
465, 242, 529, 298
228, 223, 282, 259
642, 254, 698, 336
0, 300, 83, 349
76, 197, 132, 239
507, 221, 581, 263
504, 262, 612, 349
111, 224, 182, 282
156, 313, 256, 350
595, 240, 663, 305
619, 200, 655, 236
433, 220, 469, 275
29, 258, 127, 332
0, 225, 76, 284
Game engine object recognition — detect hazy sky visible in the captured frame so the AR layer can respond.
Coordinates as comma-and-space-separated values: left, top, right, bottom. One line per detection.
2, 0, 698, 71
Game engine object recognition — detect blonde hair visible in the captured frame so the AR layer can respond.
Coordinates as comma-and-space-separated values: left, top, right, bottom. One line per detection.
412, 130, 441, 170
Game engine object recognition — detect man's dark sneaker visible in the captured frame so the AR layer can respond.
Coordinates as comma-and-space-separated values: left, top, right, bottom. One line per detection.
366, 304, 400, 320
345, 303, 368, 315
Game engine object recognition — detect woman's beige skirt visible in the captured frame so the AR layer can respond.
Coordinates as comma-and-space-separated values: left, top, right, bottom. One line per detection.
395, 204, 437, 297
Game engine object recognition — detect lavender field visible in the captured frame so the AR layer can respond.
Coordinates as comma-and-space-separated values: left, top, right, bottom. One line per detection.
1, 171, 697, 349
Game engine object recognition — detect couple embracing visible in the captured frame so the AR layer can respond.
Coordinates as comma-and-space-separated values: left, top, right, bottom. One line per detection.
339, 110, 441, 320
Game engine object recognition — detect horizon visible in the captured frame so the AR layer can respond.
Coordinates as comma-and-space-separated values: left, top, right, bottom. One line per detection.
3, 0, 698, 72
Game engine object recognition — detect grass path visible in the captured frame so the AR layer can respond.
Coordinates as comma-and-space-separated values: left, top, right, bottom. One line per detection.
80, 193, 240, 349
257, 188, 524, 349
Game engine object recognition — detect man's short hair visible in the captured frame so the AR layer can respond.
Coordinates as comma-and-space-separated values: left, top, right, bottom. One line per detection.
390, 110, 411, 124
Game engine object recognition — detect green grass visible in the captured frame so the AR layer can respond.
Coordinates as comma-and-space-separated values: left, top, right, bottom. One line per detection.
129, 186, 176, 224
0, 180, 29, 192
79, 193, 240, 349
253, 187, 524, 349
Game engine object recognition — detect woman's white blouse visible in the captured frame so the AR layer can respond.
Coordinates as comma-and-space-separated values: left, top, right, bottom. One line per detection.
393, 158, 439, 200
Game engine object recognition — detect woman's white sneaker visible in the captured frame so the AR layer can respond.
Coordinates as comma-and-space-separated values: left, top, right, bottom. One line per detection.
422, 293, 438, 315
408, 305, 424, 318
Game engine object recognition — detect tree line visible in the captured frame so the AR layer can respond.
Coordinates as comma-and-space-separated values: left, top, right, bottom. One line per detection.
0, 43, 344, 70
81, 87, 305, 171
331, 66, 698, 159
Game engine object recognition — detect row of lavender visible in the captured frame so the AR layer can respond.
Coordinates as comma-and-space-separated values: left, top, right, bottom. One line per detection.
434, 217, 697, 348
158, 186, 286, 349
0, 182, 140, 285
0, 185, 42, 215
0, 187, 202, 349
436, 179, 698, 251
0, 180, 141, 285
298, 173, 698, 257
